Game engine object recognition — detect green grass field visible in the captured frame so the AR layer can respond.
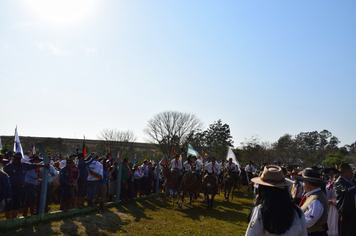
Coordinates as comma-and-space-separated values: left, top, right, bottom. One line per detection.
2, 190, 254, 236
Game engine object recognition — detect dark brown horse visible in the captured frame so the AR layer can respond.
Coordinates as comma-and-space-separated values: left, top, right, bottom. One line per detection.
203, 172, 218, 209
223, 169, 236, 202
162, 165, 181, 206
179, 164, 199, 209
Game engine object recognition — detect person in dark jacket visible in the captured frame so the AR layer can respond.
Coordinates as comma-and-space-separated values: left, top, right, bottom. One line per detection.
335, 163, 356, 236
76, 153, 95, 208
59, 159, 74, 212
3, 152, 49, 219
0, 169, 12, 213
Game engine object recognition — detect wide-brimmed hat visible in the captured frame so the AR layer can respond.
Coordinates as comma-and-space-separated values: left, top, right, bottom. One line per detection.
323, 167, 339, 175
12, 152, 23, 159
339, 163, 352, 173
251, 165, 293, 187
296, 168, 323, 183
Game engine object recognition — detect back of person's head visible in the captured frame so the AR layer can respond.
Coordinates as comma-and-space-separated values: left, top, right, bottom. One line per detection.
256, 185, 301, 234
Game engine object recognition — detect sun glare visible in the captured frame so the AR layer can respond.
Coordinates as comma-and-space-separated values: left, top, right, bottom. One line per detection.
28, 0, 96, 25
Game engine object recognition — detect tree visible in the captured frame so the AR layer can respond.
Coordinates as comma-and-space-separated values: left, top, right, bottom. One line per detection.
272, 134, 299, 165
202, 119, 234, 160
98, 129, 137, 159
144, 111, 203, 159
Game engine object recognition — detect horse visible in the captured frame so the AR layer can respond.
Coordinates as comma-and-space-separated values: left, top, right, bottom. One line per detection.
239, 167, 250, 196
223, 169, 236, 202
179, 164, 199, 209
203, 172, 218, 209
161, 165, 181, 206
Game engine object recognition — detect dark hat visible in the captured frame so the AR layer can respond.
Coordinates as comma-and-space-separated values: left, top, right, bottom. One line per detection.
30, 155, 43, 162
66, 159, 74, 165
12, 152, 22, 159
251, 165, 293, 187
339, 163, 352, 173
296, 168, 323, 183
123, 158, 128, 163
323, 167, 339, 175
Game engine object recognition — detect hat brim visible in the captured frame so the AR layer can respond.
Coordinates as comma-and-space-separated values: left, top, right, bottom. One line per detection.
251, 176, 293, 187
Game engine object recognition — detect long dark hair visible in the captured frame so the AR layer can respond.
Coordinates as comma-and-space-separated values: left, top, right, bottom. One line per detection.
255, 185, 302, 234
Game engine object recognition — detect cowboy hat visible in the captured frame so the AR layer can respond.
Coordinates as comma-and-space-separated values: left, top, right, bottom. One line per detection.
296, 168, 323, 183
29, 155, 43, 162
323, 167, 339, 175
251, 165, 293, 187
12, 152, 23, 159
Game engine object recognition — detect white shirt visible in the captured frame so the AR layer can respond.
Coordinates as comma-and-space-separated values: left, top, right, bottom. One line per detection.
304, 188, 324, 228
183, 161, 190, 172
205, 161, 220, 174
245, 164, 256, 173
220, 162, 226, 169
245, 204, 307, 236
133, 170, 144, 180
171, 159, 182, 171
59, 159, 67, 169
195, 159, 203, 171
226, 162, 237, 171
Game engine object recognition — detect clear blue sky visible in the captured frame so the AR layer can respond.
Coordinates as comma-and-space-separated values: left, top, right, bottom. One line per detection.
1, 1, 355, 147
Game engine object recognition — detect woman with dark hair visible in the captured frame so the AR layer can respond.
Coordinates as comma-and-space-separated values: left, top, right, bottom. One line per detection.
246, 165, 307, 236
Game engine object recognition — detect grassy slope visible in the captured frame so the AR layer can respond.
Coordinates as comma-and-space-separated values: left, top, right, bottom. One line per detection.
2, 190, 254, 236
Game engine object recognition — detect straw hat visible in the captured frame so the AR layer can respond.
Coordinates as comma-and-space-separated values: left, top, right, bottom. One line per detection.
251, 165, 293, 187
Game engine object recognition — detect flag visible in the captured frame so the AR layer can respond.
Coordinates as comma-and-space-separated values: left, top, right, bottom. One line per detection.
173, 148, 177, 154
0, 136, 2, 151
30, 143, 36, 156
133, 154, 136, 165
226, 147, 240, 169
187, 144, 199, 157
202, 150, 207, 157
82, 136, 86, 157
152, 155, 158, 165
13, 126, 23, 156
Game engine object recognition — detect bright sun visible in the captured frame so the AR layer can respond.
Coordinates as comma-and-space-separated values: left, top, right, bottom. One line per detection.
28, 0, 97, 25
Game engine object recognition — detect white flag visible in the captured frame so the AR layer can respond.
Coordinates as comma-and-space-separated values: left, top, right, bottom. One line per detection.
187, 144, 199, 157
13, 127, 23, 157
226, 147, 240, 169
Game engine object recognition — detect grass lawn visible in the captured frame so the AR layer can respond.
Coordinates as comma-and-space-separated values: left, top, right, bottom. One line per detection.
2, 190, 254, 235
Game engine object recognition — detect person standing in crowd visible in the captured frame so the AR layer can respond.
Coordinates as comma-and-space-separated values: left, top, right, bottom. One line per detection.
297, 168, 328, 236
324, 167, 339, 236
147, 162, 154, 195
96, 165, 108, 210
133, 164, 144, 198
107, 162, 118, 202
69, 154, 78, 209
4, 152, 49, 219
59, 159, 74, 212
0, 169, 12, 214
58, 154, 66, 169
87, 154, 103, 207
121, 159, 130, 201
76, 153, 95, 208
335, 163, 356, 236
140, 160, 149, 197
291, 169, 303, 205
245, 165, 307, 236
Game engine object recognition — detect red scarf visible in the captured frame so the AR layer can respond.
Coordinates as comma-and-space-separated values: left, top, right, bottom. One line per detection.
126, 165, 130, 177
67, 166, 72, 182
175, 160, 178, 167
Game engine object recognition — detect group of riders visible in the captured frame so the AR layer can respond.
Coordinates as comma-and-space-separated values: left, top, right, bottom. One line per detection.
164, 154, 256, 206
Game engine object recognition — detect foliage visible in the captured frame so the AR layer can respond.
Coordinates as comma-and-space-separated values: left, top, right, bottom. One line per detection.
322, 153, 345, 167
144, 111, 203, 159
98, 129, 137, 158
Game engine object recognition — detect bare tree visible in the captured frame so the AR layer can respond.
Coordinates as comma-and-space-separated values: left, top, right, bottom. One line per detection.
144, 111, 203, 159
98, 129, 137, 159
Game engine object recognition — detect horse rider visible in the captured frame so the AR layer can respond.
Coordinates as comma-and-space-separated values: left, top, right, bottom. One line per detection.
226, 158, 238, 183
204, 157, 220, 186
220, 159, 226, 170
183, 156, 193, 175
171, 154, 183, 180
245, 160, 256, 181
192, 156, 203, 181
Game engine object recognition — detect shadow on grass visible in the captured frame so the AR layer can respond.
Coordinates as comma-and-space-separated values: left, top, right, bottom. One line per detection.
77, 209, 129, 236
113, 199, 154, 223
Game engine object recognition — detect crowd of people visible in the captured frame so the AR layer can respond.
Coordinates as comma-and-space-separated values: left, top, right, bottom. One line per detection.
245, 164, 356, 236
1, 150, 356, 236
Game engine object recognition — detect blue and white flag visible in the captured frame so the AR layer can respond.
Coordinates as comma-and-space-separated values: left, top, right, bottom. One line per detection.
13, 127, 23, 157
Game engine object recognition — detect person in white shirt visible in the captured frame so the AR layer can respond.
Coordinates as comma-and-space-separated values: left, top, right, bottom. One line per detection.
226, 158, 238, 184
245, 165, 307, 236
183, 156, 193, 173
204, 157, 220, 186
133, 165, 144, 198
171, 155, 182, 176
